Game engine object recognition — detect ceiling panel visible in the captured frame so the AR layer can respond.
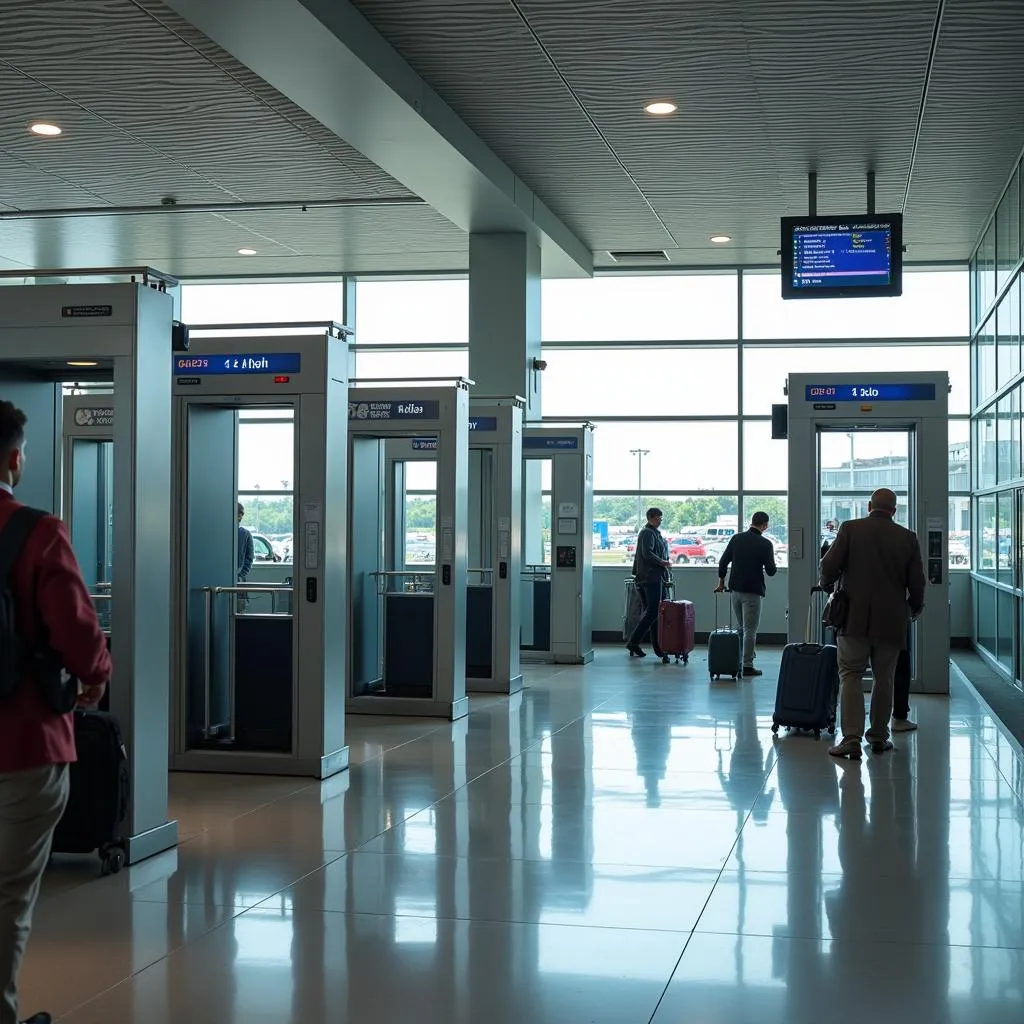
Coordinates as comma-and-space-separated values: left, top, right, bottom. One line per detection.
352, 0, 1024, 265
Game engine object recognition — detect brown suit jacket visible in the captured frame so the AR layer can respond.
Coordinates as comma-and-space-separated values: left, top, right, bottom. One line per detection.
819, 511, 926, 650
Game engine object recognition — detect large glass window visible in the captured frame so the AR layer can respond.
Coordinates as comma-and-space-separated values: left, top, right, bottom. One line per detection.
996, 166, 1021, 290
976, 404, 997, 490
742, 343, 970, 415
541, 274, 738, 342
181, 281, 343, 324
949, 419, 971, 492
997, 589, 1015, 673
996, 278, 1021, 390
998, 492, 1014, 586
237, 410, 294, 565
742, 421, 788, 491
975, 314, 997, 407
740, 496, 789, 566
997, 392, 1019, 486
541, 346, 738, 417
977, 221, 997, 319
596, 495, 739, 568
975, 581, 996, 655
976, 496, 996, 579
590, 421, 738, 492
742, 270, 969, 340
353, 349, 469, 382
354, 279, 468, 345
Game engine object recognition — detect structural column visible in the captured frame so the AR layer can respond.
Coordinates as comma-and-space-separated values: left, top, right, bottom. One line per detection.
468, 233, 542, 420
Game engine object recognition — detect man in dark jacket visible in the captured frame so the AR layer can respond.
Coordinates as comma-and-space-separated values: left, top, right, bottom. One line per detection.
626, 508, 671, 658
819, 488, 926, 759
0, 401, 111, 1024
714, 512, 777, 676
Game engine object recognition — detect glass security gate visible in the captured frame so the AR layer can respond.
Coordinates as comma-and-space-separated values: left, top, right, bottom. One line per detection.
178, 400, 297, 754
817, 426, 917, 685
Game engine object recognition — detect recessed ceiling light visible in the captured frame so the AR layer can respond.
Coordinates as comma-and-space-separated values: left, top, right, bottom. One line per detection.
237, 247, 258, 256
644, 101, 677, 116
29, 122, 62, 137
709, 234, 732, 244
67, 360, 98, 367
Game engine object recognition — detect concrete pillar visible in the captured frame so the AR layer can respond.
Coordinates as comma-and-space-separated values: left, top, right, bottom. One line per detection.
468, 233, 542, 420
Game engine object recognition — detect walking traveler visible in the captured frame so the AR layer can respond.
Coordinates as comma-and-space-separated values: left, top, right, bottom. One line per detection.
625, 508, 671, 659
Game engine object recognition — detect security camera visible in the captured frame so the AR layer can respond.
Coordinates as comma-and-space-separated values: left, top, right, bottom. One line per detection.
532, 358, 548, 372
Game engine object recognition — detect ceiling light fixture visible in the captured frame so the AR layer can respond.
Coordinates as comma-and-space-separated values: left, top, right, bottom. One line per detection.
237, 247, 258, 256
709, 234, 732, 244
67, 360, 98, 367
29, 122, 62, 137
644, 101, 677, 116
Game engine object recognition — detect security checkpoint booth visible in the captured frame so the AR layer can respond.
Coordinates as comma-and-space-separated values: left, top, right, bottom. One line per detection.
0, 269, 178, 864
521, 423, 594, 664
347, 381, 470, 719
786, 371, 951, 694
171, 323, 351, 778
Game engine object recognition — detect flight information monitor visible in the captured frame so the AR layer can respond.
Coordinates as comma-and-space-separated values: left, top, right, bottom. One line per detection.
804, 382, 936, 402
781, 214, 903, 299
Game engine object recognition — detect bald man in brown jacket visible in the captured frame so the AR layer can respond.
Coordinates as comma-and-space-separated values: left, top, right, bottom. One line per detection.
819, 488, 926, 759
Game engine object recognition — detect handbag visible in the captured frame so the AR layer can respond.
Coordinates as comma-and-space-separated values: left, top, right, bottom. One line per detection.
822, 582, 850, 631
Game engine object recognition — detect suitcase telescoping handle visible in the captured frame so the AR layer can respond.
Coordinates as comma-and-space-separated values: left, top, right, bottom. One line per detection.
715, 589, 733, 631
809, 585, 828, 644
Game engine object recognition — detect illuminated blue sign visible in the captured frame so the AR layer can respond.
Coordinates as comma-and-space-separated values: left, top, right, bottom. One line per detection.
523, 436, 579, 451
469, 416, 498, 432
348, 399, 439, 421
804, 383, 936, 403
174, 353, 301, 375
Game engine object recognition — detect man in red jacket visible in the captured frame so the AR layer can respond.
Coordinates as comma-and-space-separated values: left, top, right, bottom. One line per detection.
0, 401, 111, 1024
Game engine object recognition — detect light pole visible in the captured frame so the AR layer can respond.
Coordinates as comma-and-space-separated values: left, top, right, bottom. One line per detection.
630, 448, 650, 529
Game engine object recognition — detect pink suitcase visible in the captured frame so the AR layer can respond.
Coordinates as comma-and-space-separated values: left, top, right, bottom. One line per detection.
658, 599, 695, 664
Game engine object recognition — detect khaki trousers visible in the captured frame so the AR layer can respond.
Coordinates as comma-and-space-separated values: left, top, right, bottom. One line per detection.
836, 636, 899, 744
0, 764, 69, 1024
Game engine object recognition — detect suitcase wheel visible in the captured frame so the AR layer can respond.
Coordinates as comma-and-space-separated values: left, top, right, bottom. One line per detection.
100, 843, 126, 877
680, 654, 688, 665
814, 729, 821, 740
771, 722, 779, 734
828, 725, 836, 736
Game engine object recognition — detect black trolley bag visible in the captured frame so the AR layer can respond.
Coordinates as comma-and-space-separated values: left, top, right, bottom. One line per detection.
708, 591, 742, 681
51, 709, 130, 875
771, 587, 838, 740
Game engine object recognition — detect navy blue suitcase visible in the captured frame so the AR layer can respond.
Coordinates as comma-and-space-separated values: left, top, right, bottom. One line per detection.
771, 589, 838, 739
708, 592, 742, 680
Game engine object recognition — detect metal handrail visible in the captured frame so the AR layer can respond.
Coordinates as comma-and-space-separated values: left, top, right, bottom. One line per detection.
90, 594, 112, 602
0, 266, 177, 288
210, 585, 294, 594
188, 320, 352, 338
351, 376, 474, 389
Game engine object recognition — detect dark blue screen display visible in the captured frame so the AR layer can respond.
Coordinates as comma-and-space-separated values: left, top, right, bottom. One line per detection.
805, 383, 936, 402
791, 222, 893, 291
174, 353, 301, 375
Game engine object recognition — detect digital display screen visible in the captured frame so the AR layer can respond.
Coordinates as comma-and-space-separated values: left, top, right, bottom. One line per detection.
804, 383, 936, 402
781, 215, 902, 299
174, 353, 301, 376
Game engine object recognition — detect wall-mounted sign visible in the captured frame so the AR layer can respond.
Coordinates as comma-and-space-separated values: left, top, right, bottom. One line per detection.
62, 305, 112, 318
174, 353, 301, 376
804, 383, 936, 402
348, 400, 439, 421
523, 436, 579, 451
73, 407, 113, 427
411, 438, 439, 451
469, 416, 498, 432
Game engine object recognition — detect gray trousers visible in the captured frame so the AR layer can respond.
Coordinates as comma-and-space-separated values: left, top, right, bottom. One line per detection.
0, 764, 69, 1024
837, 635, 899, 744
731, 592, 762, 668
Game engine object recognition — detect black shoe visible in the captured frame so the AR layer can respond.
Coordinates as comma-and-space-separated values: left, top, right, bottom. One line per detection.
742, 667, 763, 677
22, 1013, 53, 1024
627, 645, 647, 658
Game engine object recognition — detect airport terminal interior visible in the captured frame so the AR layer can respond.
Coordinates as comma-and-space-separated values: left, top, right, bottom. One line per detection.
1, 0, 1024, 1021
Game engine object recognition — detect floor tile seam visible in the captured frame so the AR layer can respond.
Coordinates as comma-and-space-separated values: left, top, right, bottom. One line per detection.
300, 905, 701, 937
238, 849, 350, 917
50, 907, 246, 1023
646, 776, 773, 1024
690, 925, 1024, 951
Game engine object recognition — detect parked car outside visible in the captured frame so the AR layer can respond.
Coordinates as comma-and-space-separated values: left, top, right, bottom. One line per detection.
626, 535, 710, 565
252, 533, 282, 563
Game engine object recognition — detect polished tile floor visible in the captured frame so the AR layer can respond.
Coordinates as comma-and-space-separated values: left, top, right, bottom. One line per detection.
21, 647, 1024, 1023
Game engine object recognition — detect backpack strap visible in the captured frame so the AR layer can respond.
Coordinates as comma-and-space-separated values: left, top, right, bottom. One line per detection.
0, 506, 48, 583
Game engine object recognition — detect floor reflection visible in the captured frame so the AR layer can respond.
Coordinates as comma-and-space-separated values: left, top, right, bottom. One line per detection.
17, 648, 1024, 1023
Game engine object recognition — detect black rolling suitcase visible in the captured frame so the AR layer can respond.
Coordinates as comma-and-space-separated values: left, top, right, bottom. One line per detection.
708, 592, 742, 680
52, 710, 130, 875
771, 587, 838, 740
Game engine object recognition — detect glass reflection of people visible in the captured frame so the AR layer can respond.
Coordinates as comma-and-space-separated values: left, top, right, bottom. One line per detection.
717, 684, 772, 823
626, 507, 671, 659
237, 502, 254, 612
631, 703, 672, 807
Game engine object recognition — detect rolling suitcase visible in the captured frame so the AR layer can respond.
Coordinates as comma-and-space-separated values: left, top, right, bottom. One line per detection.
51, 710, 130, 875
708, 592, 742, 680
771, 587, 838, 740
658, 598, 694, 664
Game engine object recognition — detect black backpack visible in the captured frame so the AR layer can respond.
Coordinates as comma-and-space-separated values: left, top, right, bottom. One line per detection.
0, 506, 51, 702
